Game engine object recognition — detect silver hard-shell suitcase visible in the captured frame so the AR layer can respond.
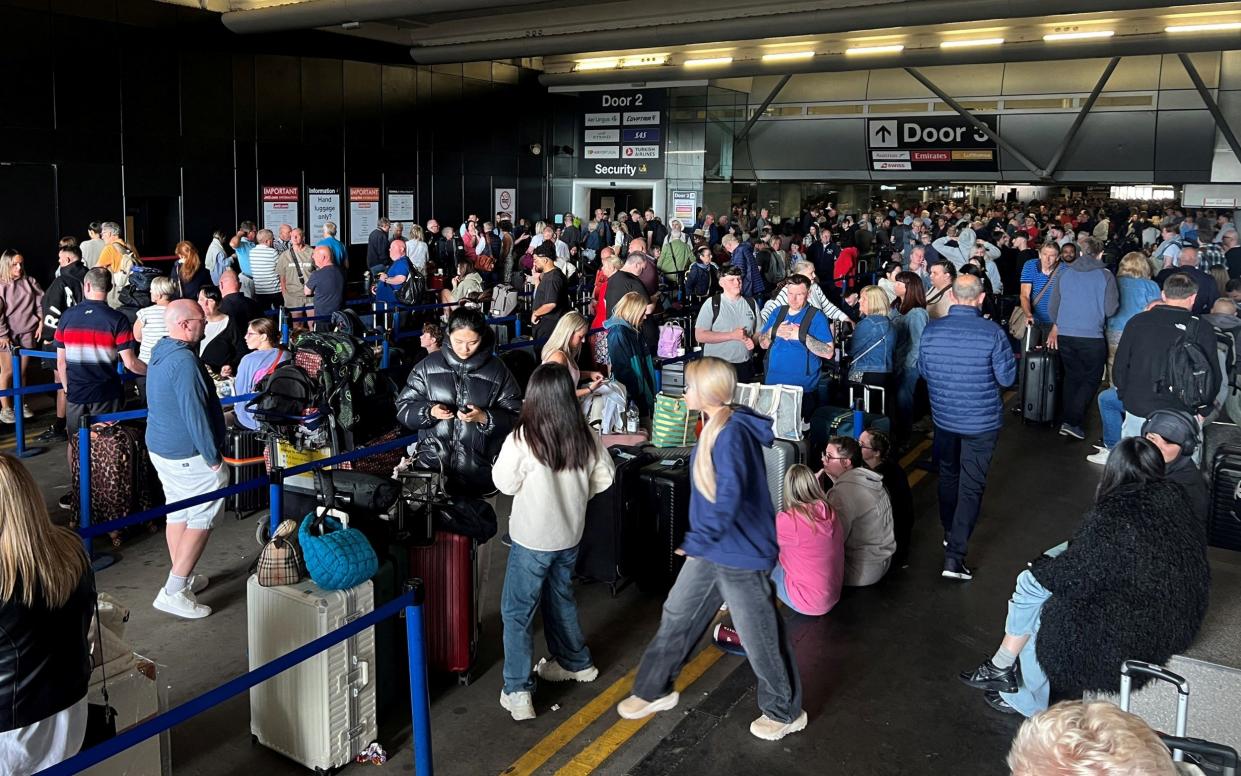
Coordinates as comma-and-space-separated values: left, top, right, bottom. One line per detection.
248, 575, 377, 772
763, 439, 807, 512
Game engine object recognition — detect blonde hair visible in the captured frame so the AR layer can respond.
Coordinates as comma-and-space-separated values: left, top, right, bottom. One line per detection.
150, 276, 176, 302
859, 285, 890, 317
783, 464, 833, 530
1007, 701, 1177, 776
0, 454, 90, 609
1117, 251, 1152, 279
688, 357, 737, 502
610, 292, 647, 328
541, 311, 588, 363
0, 251, 22, 285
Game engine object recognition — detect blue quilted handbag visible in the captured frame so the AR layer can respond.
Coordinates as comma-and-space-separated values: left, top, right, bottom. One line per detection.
299, 509, 378, 590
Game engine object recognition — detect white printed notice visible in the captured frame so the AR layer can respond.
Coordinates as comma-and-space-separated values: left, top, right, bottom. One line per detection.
262, 186, 299, 233
349, 187, 381, 245
387, 190, 414, 222
307, 188, 341, 246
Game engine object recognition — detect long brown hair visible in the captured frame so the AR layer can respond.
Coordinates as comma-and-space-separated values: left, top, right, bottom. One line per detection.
175, 240, 201, 282
512, 363, 598, 472
0, 454, 90, 608
896, 271, 927, 314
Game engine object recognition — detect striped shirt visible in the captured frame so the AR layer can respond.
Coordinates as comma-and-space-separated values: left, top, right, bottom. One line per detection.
54, 300, 135, 403
249, 244, 281, 295
136, 304, 170, 364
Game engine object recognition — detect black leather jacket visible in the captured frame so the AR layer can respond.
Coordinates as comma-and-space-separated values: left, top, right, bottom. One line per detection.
396, 343, 522, 493
0, 569, 95, 732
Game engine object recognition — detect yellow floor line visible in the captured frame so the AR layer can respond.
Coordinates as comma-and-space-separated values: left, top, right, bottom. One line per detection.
501, 668, 639, 776
552, 647, 724, 776
898, 439, 931, 469
908, 469, 928, 487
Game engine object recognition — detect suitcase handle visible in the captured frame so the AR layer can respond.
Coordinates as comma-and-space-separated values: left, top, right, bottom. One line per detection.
1160, 735, 1239, 774
1120, 660, 1190, 749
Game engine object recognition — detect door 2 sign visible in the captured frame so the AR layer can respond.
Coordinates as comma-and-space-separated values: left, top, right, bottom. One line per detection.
867, 115, 999, 172
579, 89, 666, 179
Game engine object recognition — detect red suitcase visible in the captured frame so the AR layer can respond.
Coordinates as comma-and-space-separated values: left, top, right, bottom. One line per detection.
408, 531, 479, 684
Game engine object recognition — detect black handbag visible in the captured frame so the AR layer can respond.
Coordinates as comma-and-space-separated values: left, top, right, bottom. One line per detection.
434, 498, 498, 544
323, 470, 400, 514
82, 594, 117, 749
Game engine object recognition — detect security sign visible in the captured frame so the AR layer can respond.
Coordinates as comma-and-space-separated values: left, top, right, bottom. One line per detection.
580, 89, 665, 179
867, 115, 998, 172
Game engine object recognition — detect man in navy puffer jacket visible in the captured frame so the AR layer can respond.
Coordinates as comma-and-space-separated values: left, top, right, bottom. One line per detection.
919, 274, 1017, 581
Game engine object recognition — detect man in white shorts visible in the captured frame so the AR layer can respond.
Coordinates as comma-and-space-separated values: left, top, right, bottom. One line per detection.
145, 299, 229, 619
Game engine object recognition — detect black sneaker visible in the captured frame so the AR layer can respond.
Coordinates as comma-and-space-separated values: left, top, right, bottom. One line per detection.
941, 558, 973, 581
36, 425, 67, 443
983, 689, 1020, 715
959, 659, 1019, 694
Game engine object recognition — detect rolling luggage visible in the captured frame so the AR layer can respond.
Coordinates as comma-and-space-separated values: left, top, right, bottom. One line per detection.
660, 360, 687, 396
1208, 444, 1241, 551
407, 531, 479, 683
1023, 327, 1060, 425
577, 445, 657, 594
247, 575, 377, 772
224, 427, 265, 519
637, 449, 693, 593
1120, 660, 1239, 774
764, 439, 807, 512
69, 422, 164, 530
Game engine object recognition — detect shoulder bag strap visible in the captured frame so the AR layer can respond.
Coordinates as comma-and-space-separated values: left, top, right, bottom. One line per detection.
1031, 264, 1060, 308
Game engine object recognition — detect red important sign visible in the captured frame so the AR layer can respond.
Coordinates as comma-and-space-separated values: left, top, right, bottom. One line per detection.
262, 186, 299, 202
349, 187, 380, 201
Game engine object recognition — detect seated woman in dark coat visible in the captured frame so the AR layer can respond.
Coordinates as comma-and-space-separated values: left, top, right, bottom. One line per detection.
396, 307, 522, 494
957, 436, 1210, 717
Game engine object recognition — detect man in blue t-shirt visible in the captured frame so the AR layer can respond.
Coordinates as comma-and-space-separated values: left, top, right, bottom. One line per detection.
759, 274, 834, 417
318, 221, 348, 268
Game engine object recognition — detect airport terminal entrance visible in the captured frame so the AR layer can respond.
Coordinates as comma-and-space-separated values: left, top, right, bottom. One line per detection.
587, 187, 653, 220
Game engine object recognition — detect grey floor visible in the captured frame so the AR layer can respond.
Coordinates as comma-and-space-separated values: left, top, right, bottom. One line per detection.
17, 390, 1237, 775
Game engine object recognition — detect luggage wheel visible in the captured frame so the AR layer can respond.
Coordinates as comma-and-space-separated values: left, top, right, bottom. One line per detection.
457, 670, 473, 687
255, 519, 271, 546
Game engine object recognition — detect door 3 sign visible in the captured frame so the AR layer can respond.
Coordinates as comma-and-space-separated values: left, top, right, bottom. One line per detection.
867, 115, 999, 172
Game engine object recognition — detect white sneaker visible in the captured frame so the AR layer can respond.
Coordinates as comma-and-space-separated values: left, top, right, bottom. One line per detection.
1086, 448, 1111, 465
21, 405, 32, 419
500, 690, 536, 721
153, 587, 211, 619
188, 574, 209, 594
0, 408, 14, 424
750, 711, 809, 741
536, 659, 599, 683
617, 692, 679, 719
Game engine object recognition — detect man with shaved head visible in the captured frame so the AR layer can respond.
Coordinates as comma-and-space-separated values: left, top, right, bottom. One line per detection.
304, 245, 344, 330
146, 298, 228, 620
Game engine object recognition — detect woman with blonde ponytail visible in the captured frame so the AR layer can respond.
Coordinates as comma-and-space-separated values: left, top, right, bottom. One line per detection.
617, 357, 807, 742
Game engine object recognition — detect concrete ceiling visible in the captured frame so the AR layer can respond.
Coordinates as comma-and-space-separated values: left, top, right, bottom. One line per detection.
178, 0, 1241, 73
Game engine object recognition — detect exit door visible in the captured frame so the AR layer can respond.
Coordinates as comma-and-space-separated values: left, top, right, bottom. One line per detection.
589, 188, 653, 221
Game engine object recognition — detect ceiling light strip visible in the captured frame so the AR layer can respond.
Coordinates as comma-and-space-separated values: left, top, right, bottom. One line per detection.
761, 51, 816, 62
1166, 22, 1241, 33
845, 44, 905, 55
1043, 30, 1115, 41
684, 56, 734, 67
940, 37, 1005, 48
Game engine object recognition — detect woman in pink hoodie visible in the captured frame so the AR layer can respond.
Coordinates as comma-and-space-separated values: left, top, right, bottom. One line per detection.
0, 250, 44, 424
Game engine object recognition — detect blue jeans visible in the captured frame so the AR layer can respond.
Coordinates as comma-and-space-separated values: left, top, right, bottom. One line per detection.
1098, 388, 1124, 450
933, 426, 1000, 562
634, 557, 803, 722
999, 570, 1053, 717
501, 543, 593, 694
895, 367, 920, 439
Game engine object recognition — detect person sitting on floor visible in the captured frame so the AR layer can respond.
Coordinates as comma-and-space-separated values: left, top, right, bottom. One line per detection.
818, 436, 895, 587
958, 436, 1210, 718
859, 429, 914, 569
1007, 701, 1182, 776
1140, 409, 1209, 526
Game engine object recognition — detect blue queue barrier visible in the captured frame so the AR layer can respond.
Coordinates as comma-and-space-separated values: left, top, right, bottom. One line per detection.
36, 582, 434, 776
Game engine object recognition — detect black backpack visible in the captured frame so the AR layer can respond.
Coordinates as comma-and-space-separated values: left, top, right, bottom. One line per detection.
1158, 316, 1214, 412
250, 362, 321, 426
649, 219, 668, 248
396, 272, 427, 306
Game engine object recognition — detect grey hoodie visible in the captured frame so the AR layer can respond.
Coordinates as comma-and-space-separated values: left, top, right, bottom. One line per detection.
826, 467, 895, 587
1048, 254, 1119, 339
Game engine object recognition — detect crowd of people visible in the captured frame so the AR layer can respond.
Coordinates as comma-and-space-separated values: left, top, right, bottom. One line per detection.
0, 194, 1223, 771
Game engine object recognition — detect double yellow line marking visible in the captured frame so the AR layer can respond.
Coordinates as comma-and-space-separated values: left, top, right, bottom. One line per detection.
503, 647, 723, 776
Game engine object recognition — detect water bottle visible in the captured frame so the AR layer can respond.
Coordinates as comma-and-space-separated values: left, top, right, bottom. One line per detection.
625, 401, 639, 434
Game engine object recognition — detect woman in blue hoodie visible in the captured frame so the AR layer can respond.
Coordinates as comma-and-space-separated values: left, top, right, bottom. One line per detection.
617, 357, 807, 742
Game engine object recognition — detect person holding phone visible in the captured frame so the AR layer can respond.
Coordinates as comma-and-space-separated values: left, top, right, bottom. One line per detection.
396, 308, 523, 494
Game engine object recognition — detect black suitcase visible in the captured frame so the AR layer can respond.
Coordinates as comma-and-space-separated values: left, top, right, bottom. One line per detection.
225, 427, 266, 519
576, 445, 657, 594
637, 449, 693, 593
1208, 444, 1241, 551
1022, 347, 1060, 424
660, 361, 686, 396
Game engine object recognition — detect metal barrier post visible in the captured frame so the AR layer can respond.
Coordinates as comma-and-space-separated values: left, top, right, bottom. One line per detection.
405, 580, 434, 776
381, 338, 391, 370
279, 307, 289, 346
515, 317, 522, 338
12, 348, 41, 458
268, 468, 283, 537
77, 420, 92, 557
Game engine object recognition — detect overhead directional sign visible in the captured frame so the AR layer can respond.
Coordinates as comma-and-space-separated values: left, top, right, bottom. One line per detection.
580, 89, 665, 179
866, 115, 999, 172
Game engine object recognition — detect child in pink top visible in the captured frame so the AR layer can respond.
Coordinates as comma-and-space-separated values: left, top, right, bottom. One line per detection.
773, 464, 845, 616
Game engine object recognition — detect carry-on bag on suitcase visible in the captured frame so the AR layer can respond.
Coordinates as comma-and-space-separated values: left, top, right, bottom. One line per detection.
224, 426, 266, 519
1207, 444, 1241, 551
247, 575, 377, 772
407, 530, 479, 683
577, 445, 657, 594
637, 448, 693, 593
1120, 659, 1239, 774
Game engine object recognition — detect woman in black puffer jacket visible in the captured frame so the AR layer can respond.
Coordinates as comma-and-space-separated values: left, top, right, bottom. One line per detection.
397, 308, 522, 493
957, 436, 1210, 718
